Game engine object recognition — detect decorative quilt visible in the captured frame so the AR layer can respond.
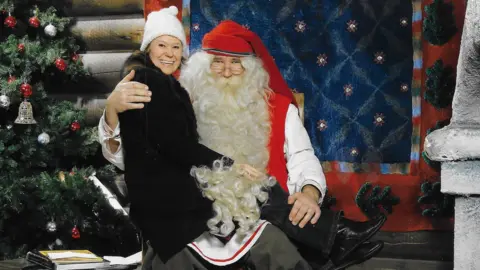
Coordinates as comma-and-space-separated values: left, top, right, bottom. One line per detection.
188, 0, 421, 175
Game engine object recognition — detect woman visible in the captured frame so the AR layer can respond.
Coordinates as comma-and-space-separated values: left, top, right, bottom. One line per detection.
117, 6, 234, 263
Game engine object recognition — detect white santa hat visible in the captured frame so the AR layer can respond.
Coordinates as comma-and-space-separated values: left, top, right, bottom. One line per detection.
140, 6, 188, 57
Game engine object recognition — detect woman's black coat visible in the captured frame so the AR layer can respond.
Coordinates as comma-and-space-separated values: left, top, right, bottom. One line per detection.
118, 52, 231, 262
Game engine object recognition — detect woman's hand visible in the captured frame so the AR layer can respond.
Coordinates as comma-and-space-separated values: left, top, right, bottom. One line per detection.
104, 70, 152, 131
106, 70, 152, 115
236, 164, 264, 181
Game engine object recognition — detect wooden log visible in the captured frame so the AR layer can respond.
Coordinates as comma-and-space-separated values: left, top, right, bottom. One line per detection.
72, 16, 144, 51
68, 0, 144, 16
60, 52, 130, 94
81, 52, 131, 90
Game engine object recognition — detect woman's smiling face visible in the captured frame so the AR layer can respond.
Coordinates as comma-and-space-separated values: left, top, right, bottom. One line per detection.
147, 35, 183, 75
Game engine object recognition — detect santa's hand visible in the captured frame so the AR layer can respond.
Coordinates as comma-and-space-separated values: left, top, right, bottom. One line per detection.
288, 192, 321, 228
236, 164, 264, 181
106, 70, 152, 114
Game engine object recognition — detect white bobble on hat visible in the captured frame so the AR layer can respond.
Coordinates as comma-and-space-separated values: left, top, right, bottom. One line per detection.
164, 6, 178, 15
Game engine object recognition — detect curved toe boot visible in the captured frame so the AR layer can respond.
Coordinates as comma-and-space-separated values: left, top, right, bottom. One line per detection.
336, 214, 387, 240
332, 240, 384, 270
330, 215, 386, 263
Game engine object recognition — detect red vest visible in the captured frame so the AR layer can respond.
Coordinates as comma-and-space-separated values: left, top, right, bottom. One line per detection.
266, 94, 291, 192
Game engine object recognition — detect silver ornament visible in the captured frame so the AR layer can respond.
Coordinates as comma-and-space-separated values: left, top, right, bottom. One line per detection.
0, 94, 10, 108
55, 238, 63, 246
44, 24, 57, 37
38, 132, 50, 145
46, 221, 57, 232
6, 125, 12, 130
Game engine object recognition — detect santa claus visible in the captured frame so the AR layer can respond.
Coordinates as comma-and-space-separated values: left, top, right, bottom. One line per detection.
99, 20, 385, 270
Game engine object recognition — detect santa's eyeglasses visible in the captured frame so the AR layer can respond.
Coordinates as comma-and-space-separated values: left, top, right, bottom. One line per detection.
210, 60, 244, 75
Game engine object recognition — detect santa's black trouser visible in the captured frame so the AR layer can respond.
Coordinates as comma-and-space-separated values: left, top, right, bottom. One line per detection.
260, 183, 341, 257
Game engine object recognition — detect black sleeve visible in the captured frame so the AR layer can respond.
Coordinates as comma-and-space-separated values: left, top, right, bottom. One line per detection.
120, 67, 233, 168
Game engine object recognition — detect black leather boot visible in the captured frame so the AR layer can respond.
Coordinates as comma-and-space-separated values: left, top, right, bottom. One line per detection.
329, 214, 386, 263
336, 214, 386, 237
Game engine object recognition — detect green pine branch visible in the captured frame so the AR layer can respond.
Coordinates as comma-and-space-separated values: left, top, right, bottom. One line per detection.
37, 6, 71, 30
423, 0, 457, 46
424, 59, 456, 109
0, 1, 136, 259
0, 168, 141, 260
355, 182, 400, 219
418, 181, 454, 218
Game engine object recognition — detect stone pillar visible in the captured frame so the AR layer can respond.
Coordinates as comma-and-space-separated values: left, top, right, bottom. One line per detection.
424, 0, 480, 269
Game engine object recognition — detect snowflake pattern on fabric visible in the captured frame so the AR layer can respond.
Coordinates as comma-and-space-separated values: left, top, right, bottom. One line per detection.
347, 20, 358, 32
316, 54, 328, 66
190, 0, 416, 174
317, 120, 328, 131
295, 21, 307, 32
343, 84, 354, 97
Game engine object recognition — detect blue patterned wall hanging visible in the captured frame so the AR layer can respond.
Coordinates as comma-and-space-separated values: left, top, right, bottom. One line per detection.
189, 0, 421, 175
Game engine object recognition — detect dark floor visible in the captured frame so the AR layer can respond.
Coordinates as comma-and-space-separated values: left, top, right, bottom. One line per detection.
0, 231, 453, 270
349, 230, 453, 270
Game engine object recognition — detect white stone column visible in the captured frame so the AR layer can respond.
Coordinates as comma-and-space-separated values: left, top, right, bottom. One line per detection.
424, 0, 480, 269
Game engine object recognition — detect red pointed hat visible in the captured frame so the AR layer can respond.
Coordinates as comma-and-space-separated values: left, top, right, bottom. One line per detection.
202, 20, 295, 104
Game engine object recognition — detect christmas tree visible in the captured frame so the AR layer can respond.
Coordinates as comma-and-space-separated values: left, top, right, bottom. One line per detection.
0, 0, 140, 259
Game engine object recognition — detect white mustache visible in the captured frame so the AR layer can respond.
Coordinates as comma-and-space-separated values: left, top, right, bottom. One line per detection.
215, 76, 243, 89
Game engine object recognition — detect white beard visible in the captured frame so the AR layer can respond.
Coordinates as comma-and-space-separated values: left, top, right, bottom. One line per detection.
189, 75, 274, 237
183, 52, 276, 237
193, 84, 270, 169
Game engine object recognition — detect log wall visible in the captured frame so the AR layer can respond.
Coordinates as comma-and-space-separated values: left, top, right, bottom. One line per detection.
68, 0, 144, 16
67, 0, 305, 125
63, 0, 146, 123
72, 16, 144, 52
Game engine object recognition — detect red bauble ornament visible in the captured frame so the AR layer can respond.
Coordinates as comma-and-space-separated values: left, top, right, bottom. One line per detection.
7, 76, 16, 83
20, 83, 33, 98
29, 16, 40, 28
55, 58, 67, 71
71, 54, 79, 62
17, 44, 25, 53
4, 16, 16, 28
70, 121, 80, 131
71, 226, 80, 239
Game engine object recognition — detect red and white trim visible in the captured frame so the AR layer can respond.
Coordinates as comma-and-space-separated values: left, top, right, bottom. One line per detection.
187, 220, 270, 266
